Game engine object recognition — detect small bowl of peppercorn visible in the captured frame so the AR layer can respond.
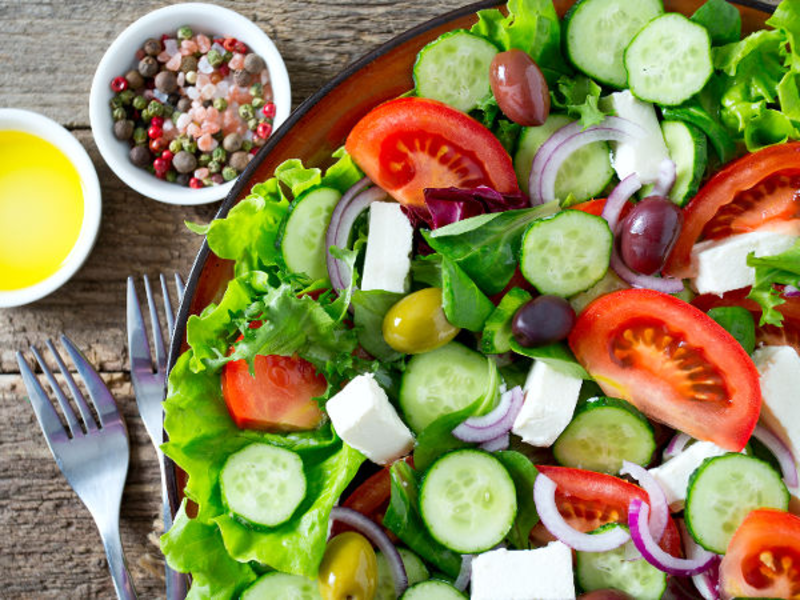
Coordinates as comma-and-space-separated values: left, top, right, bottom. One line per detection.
89, 2, 290, 205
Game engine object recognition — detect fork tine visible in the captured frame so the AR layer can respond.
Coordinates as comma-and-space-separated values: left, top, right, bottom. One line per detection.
46, 339, 98, 433
127, 276, 153, 373
144, 275, 167, 371
160, 273, 176, 340
30, 345, 82, 437
59, 334, 122, 428
175, 272, 185, 301
16, 351, 68, 443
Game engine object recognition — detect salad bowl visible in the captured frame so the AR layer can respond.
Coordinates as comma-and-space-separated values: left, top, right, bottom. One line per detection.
165, 0, 787, 597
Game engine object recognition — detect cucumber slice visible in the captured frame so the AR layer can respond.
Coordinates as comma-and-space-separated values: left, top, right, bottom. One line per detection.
553, 397, 655, 474
514, 114, 614, 204
414, 30, 498, 113
576, 524, 667, 600
685, 453, 789, 554
400, 342, 497, 433
401, 580, 467, 599
420, 449, 517, 553
480, 287, 532, 355
240, 572, 322, 599
281, 187, 341, 281
569, 270, 628, 314
565, 0, 663, 88
520, 210, 612, 297
376, 548, 430, 600
662, 120, 708, 206
624, 14, 713, 106
220, 443, 306, 529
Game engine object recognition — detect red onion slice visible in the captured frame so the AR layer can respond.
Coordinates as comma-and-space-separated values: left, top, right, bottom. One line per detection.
330, 506, 408, 597
784, 284, 800, 298
619, 461, 668, 543
649, 159, 677, 198
679, 520, 721, 600
601, 173, 641, 234
325, 180, 388, 292
479, 433, 510, 452
663, 432, 692, 461
454, 554, 474, 591
610, 246, 685, 293
628, 499, 717, 577
534, 474, 630, 552
753, 423, 799, 488
452, 387, 524, 443
528, 116, 645, 206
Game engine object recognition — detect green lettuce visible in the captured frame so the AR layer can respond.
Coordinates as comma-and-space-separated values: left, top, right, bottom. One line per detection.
691, 0, 741, 46
551, 74, 609, 129
746, 239, 800, 326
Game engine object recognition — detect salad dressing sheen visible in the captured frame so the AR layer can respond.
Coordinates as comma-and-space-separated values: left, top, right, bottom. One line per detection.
0, 130, 84, 290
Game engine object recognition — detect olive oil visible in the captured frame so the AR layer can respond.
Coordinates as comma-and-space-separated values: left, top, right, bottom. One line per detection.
0, 130, 84, 291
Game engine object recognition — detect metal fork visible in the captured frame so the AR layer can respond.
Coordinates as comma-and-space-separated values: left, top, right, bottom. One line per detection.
16, 335, 138, 600
127, 274, 187, 599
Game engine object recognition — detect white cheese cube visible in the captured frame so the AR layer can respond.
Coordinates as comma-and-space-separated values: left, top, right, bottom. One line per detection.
648, 441, 728, 510
691, 231, 797, 295
512, 360, 582, 447
326, 374, 414, 464
471, 543, 576, 600
360, 202, 413, 293
752, 345, 800, 501
605, 90, 670, 184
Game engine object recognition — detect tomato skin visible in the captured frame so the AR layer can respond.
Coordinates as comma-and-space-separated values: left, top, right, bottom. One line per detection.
720, 509, 800, 600
568, 289, 761, 451
665, 142, 800, 279
533, 465, 683, 557
221, 351, 327, 432
344, 97, 519, 207
568, 198, 632, 221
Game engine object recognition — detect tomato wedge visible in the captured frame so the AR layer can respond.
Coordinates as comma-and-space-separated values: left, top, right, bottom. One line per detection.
532, 465, 682, 557
345, 97, 519, 207
665, 142, 800, 278
720, 509, 800, 600
221, 348, 327, 431
568, 289, 761, 451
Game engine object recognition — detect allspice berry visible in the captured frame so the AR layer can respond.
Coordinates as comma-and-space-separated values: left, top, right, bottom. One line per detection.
229, 151, 251, 172
130, 145, 152, 167
180, 55, 198, 74
124, 69, 144, 90
143, 38, 162, 56
173, 151, 198, 174
114, 119, 134, 141
243, 53, 266, 74
138, 56, 158, 78
155, 70, 178, 94
233, 69, 251, 87
222, 133, 243, 153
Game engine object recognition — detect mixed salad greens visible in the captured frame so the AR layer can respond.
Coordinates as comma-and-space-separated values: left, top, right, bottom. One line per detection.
161, 0, 800, 598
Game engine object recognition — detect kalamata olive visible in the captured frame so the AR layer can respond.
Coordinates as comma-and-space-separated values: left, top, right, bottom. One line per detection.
383, 287, 460, 354
619, 196, 683, 276
512, 295, 576, 347
490, 49, 550, 126
578, 590, 635, 600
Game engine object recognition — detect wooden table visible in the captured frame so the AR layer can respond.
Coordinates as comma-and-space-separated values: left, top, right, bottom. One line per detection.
0, 1, 458, 597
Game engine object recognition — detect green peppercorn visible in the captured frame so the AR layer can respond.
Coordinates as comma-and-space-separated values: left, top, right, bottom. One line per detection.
133, 127, 148, 145
162, 104, 174, 118
247, 118, 258, 131
223, 50, 233, 63
207, 160, 221, 174
112, 107, 127, 121
177, 26, 193, 40
212, 147, 226, 162
222, 166, 238, 181
169, 139, 183, 154
207, 49, 223, 68
171, 111, 181, 125
213, 97, 228, 111
251, 97, 265, 109
183, 140, 198, 154
198, 153, 212, 167
241, 140, 253, 152
148, 100, 164, 117
132, 95, 147, 110
140, 108, 152, 123
110, 96, 124, 110
118, 90, 135, 105
238, 104, 254, 121
249, 83, 263, 98
166, 170, 178, 183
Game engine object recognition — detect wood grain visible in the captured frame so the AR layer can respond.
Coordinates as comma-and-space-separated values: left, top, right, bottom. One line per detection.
0, 0, 779, 598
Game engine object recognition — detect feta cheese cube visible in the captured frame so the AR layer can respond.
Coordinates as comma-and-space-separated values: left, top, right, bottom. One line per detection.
604, 91, 670, 184
512, 360, 582, 447
326, 374, 414, 464
360, 202, 413, 293
691, 231, 797, 295
471, 543, 576, 600
752, 345, 800, 501
648, 441, 728, 510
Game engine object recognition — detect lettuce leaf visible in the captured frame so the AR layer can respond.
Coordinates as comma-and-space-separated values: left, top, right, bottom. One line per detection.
551, 74, 608, 129
691, 0, 741, 46
746, 239, 800, 326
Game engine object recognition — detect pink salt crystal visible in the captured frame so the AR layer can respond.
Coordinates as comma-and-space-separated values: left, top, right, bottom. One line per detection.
166, 53, 182, 71
180, 40, 198, 55
196, 72, 211, 89
194, 167, 210, 180
164, 39, 179, 56
177, 71, 185, 87
196, 34, 211, 53
211, 42, 226, 55
193, 106, 207, 121
205, 121, 221, 135
201, 83, 216, 100
228, 53, 245, 71
163, 120, 178, 141
176, 113, 192, 132
187, 123, 202, 139
261, 70, 270, 85
214, 80, 229, 99
197, 134, 218, 153
143, 89, 155, 100
197, 55, 214, 74
206, 106, 220, 122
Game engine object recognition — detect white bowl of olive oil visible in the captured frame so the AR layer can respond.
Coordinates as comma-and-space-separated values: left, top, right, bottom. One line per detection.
0, 109, 101, 308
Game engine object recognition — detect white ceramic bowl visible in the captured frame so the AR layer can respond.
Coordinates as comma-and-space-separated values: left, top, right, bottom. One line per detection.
89, 3, 291, 205
0, 109, 102, 308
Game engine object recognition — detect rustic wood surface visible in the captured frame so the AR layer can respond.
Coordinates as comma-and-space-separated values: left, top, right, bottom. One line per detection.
0, 0, 779, 598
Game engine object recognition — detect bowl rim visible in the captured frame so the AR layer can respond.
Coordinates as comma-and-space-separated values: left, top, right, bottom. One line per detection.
0, 108, 102, 308
88, 2, 291, 206
163, 0, 778, 533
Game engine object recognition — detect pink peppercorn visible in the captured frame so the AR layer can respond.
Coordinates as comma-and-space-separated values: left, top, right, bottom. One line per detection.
262, 102, 276, 119
111, 76, 128, 92
218, 63, 230, 77
150, 115, 164, 128
250, 147, 259, 155
153, 157, 170, 173
148, 125, 163, 140
161, 149, 174, 162
234, 41, 247, 54
256, 122, 272, 139
189, 177, 204, 189
222, 38, 237, 52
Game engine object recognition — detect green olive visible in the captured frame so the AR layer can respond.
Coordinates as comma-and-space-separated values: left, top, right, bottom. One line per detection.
318, 532, 378, 600
382, 287, 460, 354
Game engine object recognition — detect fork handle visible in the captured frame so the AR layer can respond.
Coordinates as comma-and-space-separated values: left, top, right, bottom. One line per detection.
159, 451, 188, 599
100, 523, 138, 600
